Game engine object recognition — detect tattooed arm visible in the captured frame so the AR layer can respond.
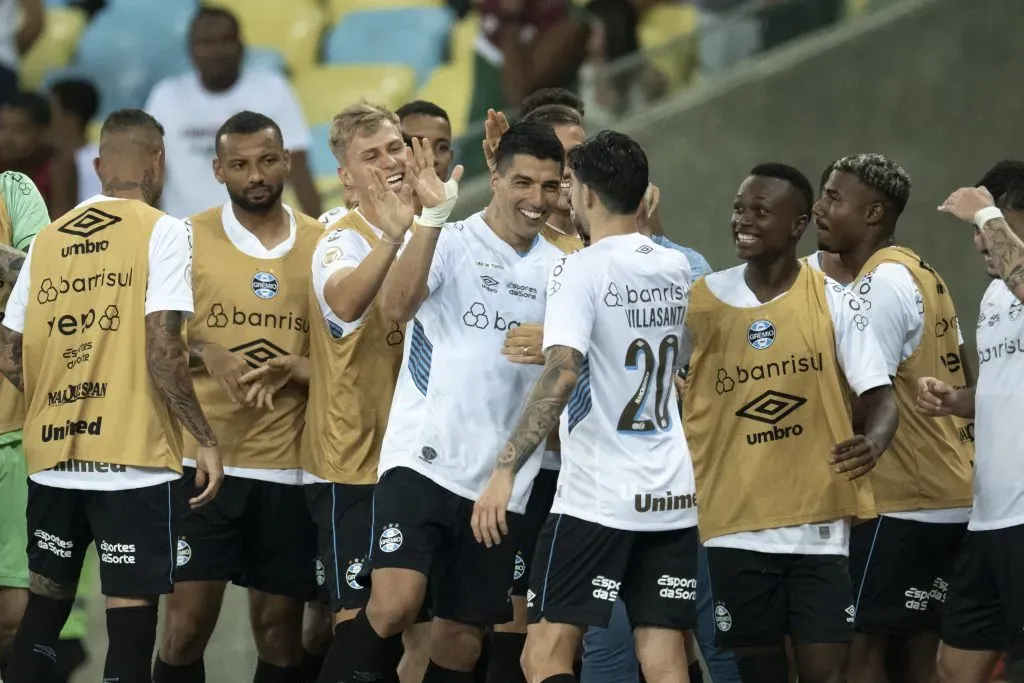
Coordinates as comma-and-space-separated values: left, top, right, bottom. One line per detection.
0, 243, 27, 289
0, 327, 24, 392
145, 310, 217, 447
496, 345, 583, 474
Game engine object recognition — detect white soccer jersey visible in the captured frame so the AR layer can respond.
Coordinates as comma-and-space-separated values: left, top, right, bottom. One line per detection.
971, 279, 1024, 531
544, 233, 697, 532
681, 264, 891, 555
379, 212, 563, 513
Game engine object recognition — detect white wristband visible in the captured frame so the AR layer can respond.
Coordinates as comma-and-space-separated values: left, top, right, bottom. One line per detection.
974, 206, 1004, 229
417, 177, 461, 229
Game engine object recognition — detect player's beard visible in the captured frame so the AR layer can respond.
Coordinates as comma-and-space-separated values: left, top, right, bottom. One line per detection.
230, 182, 284, 214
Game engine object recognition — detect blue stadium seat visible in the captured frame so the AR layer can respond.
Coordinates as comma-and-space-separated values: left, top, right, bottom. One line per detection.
308, 123, 338, 179
43, 0, 71, 7
74, 5, 197, 115
323, 7, 455, 87
104, 0, 198, 9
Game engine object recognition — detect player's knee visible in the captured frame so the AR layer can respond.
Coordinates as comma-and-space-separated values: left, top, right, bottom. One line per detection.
365, 593, 418, 638
429, 619, 483, 671
252, 610, 304, 666
521, 627, 570, 681
302, 603, 332, 654
159, 602, 218, 665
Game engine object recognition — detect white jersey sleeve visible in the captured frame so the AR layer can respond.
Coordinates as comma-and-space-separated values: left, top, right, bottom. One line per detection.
317, 206, 349, 228
542, 255, 598, 355
425, 224, 460, 296
2, 241, 33, 333
311, 229, 374, 338
851, 263, 922, 376
146, 215, 194, 316
823, 277, 891, 395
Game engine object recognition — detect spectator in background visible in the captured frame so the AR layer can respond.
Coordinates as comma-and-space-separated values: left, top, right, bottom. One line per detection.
463, 0, 589, 177
48, 78, 101, 217
0, 92, 53, 211
692, 0, 762, 74
145, 6, 321, 218
0, 0, 43, 106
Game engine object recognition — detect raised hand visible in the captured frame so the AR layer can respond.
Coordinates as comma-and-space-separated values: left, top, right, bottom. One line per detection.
407, 137, 464, 210
482, 109, 511, 175
938, 186, 996, 224
365, 166, 414, 242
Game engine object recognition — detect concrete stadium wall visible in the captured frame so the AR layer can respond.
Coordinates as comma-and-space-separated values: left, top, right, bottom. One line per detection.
454, 0, 1024, 352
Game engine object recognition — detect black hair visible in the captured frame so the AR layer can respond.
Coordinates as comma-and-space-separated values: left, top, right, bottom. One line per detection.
189, 6, 240, 39
831, 153, 911, 217
494, 121, 565, 176
819, 160, 835, 193
520, 88, 585, 118
567, 130, 648, 215
395, 100, 450, 123
50, 78, 100, 124
215, 110, 283, 154
4, 91, 51, 127
100, 108, 164, 138
750, 162, 814, 216
976, 160, 1024, 211
522, 104, 583, 128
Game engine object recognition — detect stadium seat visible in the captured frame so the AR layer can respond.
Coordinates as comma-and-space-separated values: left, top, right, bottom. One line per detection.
105, 0, 198, 9
327, 0, 443, 23
19, 7, 87, 90
638, 3, 698, 91
293, 65, 416, 124
450, 12, 478, 68
415, 64, 470, 138
204, 0, 325, 74
323, 8, 455, 88
43, 0, 71, 7
308, 123, 338, 178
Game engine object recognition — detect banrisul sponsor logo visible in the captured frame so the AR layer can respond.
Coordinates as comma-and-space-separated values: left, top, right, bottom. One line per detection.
47, 381, 107, 407
41, 417, 103, 442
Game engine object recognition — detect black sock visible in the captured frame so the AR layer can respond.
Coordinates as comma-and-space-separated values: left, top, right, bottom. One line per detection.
0, 642, 10, 681
734, 648, 789, 683
4, 592, 74, 683
540, 675, 576, 683
103, 605, 158, 683
50, 639, 88, 683
301, 650, 325, 683
318, 610, 402, 683
153, 657, 205, 683
423, 659, 476, 683
485, 632, 525, 683
254, 659, 304, 683
474, 632, 490, 683
688, 661, 704, 683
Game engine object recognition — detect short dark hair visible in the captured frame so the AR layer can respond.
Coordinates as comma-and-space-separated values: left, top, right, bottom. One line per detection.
750, 163, 814, 216
522, 104, 583, 128
520, 88, 585, 118
100, 108, 164, 138
51, 78, 100, 124
190, 6, 240, 39
494, 121, 564, 176
976, 160, 1024, 211
819, 160, 835, 193
4, 91, 51, 127
832, 153, 911, 216
215, 110, 283, 154
567, 130, 648, 215
395, 100, 449, 123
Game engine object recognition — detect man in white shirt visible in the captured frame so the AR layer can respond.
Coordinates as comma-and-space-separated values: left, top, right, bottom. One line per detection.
811, 154, 973, 683
145, 7, 321, 219
917, 162, 1024, 683
330, 121, 566, 683
473, 131, 699, 683
683, 163, 898, 683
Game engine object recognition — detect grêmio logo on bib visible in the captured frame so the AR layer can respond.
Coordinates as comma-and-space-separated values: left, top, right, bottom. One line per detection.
251, 272, 280, 300
41, 417, 103, 443
57, 207, 121, 257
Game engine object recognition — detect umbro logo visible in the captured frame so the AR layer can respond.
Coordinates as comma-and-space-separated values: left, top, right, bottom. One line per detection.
735, 390, 806, 426
229, 338, 289, 369
480, 275, 500, 293
635, 244, 653, 254
57, 207, 121, 238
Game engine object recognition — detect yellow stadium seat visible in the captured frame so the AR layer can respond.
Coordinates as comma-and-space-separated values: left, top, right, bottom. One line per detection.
846, 0, 870, 18
450, 12, 479, 68
415, 64, 471, 138
204, 0, 325, 74
328, 0, 443, 23
293, 65, 417, 124
19, 7, 87, 91
638, 4, 698, 92
87, 121, 102, 144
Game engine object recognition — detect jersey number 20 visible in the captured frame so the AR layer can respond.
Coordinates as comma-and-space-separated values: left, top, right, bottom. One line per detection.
617, 335, 679, 434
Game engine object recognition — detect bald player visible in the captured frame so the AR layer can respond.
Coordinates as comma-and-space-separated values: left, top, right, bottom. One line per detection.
0, 108, 223, 683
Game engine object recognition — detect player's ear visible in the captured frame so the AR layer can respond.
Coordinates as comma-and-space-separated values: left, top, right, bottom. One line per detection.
338, 165, 354, 188
866, 201, 884, 226
282, 148, 292, 175
584, 184, 597, 211
212, 156, 225, 186
792, 214, 809, 240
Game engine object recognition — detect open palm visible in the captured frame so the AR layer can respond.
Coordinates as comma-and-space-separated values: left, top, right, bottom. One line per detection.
366, 166, 414, 241
407, 137, 463, 209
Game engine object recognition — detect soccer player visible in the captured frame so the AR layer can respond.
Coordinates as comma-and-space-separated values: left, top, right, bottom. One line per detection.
475, 129, 699, 683
917, 165, 1024, 683
305, 102, 463, 683
152, 110, 321, 683
810, 154, 973, 683
328, 121, 564, 683
0, 108, 223, 683
683, 163, 898, 683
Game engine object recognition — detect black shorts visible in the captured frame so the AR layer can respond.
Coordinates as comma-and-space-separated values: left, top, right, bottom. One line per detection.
26, 478, 186, 598
366, 467, 522, 626
305, 482, 375, 613
175, 468, 318, 600
850, 516, 965, 636
513, 468, 559, 597
705, 547, 854, 648
942, 525, 1024, 653
527, 513, 698, 631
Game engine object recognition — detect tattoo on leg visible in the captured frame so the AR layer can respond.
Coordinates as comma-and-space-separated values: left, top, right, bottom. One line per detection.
0, 327, 24, 392
29, 574, 76, 601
